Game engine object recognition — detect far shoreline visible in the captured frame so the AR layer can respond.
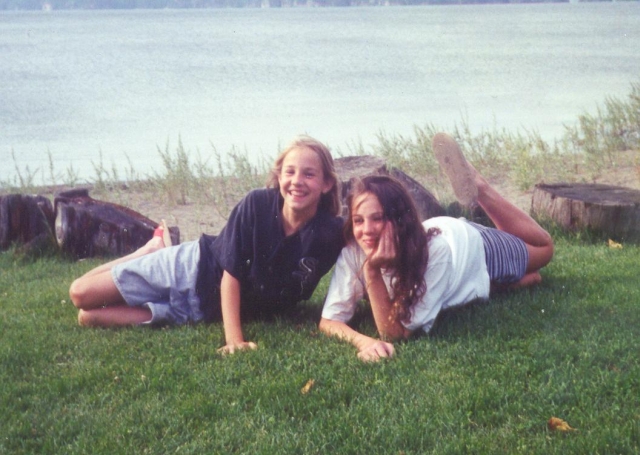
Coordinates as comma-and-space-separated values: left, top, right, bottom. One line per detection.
2, 0, 589, 13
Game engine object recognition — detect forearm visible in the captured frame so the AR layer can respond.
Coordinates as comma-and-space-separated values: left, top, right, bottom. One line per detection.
319, 317, 378, 351
319, 317, 396, 361
364, 267, 409, 341
220, 271, 244, 345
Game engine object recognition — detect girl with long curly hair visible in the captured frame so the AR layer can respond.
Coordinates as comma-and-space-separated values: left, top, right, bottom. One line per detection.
319, 133, 554, 362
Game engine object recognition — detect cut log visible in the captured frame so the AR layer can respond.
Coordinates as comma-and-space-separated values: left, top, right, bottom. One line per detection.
0, 194, 56, 251
531, 183, 640, 242
54, 188, 180, 259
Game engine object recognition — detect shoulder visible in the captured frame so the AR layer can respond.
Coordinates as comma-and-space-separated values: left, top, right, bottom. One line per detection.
308, 210, 344, 242
242, 187, 279, 206
423, 217, 485, 270
425, 231, 452, 264
423, 216, 482, 245
422, 216, 465, 232
338, 241, 364, 266
232, 188, 280, 218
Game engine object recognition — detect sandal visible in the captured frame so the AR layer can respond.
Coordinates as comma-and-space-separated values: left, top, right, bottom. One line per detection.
432, 133, 478, 207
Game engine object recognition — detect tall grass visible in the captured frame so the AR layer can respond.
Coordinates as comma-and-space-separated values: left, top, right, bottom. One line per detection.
1, 230, 639, 454
1, 81, 639, 210
364, 82, 640, 195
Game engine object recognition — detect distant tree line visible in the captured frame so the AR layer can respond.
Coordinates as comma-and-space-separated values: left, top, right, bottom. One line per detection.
0, 0, 617, 10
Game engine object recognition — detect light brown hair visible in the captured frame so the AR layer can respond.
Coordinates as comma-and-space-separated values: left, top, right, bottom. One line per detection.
267, 135, 341, 217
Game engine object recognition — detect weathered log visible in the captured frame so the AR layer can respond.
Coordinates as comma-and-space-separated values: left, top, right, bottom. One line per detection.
531, 183, 640, 242
0, 194, 56, 251
335, 155, 445, 220
54, 188, 180, 259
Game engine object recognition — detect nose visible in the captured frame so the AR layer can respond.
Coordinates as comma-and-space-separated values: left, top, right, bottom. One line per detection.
363, 219, 375, 234
291, 170, 303, 185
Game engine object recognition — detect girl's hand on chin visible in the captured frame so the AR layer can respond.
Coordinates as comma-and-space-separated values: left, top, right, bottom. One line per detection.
367, 221, 397, 270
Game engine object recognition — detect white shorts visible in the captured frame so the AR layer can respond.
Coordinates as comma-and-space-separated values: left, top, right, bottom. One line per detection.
112, 240, 204, 326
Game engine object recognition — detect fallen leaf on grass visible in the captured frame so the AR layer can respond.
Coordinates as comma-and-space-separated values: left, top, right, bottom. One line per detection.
548, 416, 576, 432
608, 239, 623, 249
301, 379, 315, 394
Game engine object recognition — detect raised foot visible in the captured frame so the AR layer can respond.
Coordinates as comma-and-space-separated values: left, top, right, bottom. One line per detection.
152, 219, 172, 248
432, 133, 478, 207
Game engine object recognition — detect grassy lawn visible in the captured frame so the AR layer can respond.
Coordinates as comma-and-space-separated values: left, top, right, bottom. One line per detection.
1, 230, 639, 454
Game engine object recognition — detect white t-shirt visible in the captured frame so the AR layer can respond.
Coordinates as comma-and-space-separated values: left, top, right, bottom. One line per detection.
321, 217, 491, 334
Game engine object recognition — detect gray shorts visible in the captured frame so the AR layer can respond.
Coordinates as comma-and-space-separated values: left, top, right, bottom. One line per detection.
112, 240, 204, 326
466, 220, 529, 284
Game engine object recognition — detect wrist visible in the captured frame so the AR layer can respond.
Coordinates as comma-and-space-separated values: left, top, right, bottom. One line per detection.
364, 263, 383, 280
353, 333, 377, 352
364, 268, 384, 290
225, 334, 245, 345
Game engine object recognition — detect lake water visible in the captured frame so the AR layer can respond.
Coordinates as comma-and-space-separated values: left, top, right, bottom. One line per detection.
1, 2, 639, 185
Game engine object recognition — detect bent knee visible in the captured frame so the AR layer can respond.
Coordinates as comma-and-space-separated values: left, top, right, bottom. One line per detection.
69, 279, 87, 308
527, 241, 554, 273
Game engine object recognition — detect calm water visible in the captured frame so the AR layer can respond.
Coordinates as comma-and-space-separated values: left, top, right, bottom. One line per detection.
1, 2, 639, 184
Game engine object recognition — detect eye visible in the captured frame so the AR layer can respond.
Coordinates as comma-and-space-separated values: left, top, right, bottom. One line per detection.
352, 217, 363, 225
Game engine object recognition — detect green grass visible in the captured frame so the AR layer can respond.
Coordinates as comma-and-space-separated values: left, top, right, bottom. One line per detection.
1, 231, 639, 454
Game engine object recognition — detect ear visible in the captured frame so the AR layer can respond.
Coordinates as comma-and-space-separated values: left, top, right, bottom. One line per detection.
322, 179, 334, 195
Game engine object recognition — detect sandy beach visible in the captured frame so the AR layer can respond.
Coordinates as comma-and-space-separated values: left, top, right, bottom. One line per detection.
27, 149, 639, 244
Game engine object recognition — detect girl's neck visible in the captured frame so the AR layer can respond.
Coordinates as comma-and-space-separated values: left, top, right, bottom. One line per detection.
281, 206, 317, 236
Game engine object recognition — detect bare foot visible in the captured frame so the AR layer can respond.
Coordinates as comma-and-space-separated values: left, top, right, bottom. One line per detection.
144, 219, 172, 253
511, 271, 542, 289
468, 162, 491, 196
432, 133, 478, 207
142, 234, 166, 254
144, 236, 165, 253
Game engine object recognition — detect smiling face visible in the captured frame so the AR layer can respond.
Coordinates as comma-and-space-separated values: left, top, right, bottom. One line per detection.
351, 191, 386, 255
278, 145, 332, 224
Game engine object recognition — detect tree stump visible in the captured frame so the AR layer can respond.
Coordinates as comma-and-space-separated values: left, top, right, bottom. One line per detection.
54, 188, 180, 259
0, 194, 56, 252
531, 183, 640, 242
334, 155, 445, 220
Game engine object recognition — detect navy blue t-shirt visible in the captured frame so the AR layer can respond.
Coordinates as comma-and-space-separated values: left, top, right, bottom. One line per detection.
196, 188, 344, 322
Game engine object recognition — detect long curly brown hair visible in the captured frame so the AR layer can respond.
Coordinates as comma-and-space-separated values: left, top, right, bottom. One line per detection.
345, 175, 439, 322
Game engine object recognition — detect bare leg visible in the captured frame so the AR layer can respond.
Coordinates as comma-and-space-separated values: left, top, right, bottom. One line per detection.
69, 234, 166, 326
473, 165, 554, 274
433, 133, 554, 277
79, 235, 165, 279
78, 306, 152, 327
70, 268, 126, 309
70, 234, 165, 305
71, 269, 153, 327
70, 264, 154, 327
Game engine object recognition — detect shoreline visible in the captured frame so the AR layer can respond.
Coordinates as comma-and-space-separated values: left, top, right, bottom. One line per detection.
5, 148, 639, 243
